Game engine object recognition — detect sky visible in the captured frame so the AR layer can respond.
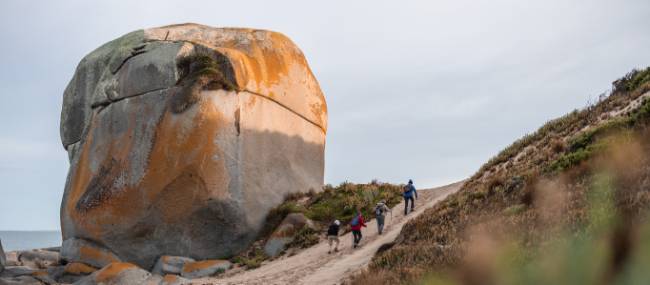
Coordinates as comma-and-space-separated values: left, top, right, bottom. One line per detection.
0, 0, 649, 230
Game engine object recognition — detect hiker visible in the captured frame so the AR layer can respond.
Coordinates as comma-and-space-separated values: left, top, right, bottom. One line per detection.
403, 179, 418, 215
374, 200, 391, 235
350, 210, 366, 248
327, 220, 341, 254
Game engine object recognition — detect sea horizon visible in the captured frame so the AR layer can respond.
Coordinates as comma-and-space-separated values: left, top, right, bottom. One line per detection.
0, 230, 62, 251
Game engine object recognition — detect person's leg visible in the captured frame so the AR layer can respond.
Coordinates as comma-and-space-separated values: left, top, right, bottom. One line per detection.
404, 197, 409, 215
328, 236, 333, 253
352, 230, 359, 247
410, 196, 415, 211
377, 215, 385, 234
334, 237, 339, 251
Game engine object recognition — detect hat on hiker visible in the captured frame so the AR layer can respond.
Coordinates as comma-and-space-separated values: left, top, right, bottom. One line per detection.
408, 179, 413, 184
334, 220, 340, 226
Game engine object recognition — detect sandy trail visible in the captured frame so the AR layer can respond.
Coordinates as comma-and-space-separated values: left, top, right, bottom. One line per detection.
196, 181, 463, 285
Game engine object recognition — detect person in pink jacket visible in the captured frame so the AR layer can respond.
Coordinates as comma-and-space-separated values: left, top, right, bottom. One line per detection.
350, 210, 367, 248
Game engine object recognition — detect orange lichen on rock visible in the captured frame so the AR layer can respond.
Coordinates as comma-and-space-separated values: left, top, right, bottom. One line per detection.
60, 23, 327, 269
182, 260, 227, 273
163, 274, 183, 283
79, 245, 120, 266
64, 262, 98, 275
94, 262, 138, 283
31, 270, 48, 277
145, 24, 328, 131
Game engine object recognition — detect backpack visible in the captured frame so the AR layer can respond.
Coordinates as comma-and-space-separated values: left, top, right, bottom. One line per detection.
350, 215, 360, 226
375, 205, 384, 216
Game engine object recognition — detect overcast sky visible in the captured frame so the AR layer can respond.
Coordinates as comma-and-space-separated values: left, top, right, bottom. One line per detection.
1, 0, 649, 230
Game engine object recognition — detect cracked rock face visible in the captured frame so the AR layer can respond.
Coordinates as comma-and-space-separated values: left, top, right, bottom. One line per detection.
59, 23, 327, 269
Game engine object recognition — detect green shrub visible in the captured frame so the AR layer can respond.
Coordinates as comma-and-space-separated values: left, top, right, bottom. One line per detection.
288, 227, 320, 249
266, 181, 404, 228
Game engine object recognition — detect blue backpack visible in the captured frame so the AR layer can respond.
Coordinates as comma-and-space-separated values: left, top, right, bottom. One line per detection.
350, 215, 360, 226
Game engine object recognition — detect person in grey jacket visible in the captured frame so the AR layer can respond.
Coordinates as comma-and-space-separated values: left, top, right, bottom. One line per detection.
403, 179, 418, 215
374, 200, 391, 235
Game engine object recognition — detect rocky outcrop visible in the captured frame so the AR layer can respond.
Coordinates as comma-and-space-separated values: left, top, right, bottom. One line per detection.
75, 262, 151, 285
152, 256, 194, 275
59, 23, 327, 269
17, 249, 59, 269
145, 274, 191, 285
264, 213, 317, 257
180, 259, 231, 279
0, 239, 5, 273
0, 275, 43, 285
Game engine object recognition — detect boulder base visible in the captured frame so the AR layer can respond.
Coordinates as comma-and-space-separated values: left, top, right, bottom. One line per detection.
152, 256, 195, 275
76, 262, 150, 285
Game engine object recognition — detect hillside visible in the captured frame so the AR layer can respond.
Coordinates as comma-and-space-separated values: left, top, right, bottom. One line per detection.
354, 67, 650, 284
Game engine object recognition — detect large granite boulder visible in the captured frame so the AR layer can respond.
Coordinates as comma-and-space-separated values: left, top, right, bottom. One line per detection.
59, 23, 327, 269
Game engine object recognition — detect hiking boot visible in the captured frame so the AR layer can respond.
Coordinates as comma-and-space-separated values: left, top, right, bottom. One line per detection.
335, 248, 339, 252
328, 250, 331, 254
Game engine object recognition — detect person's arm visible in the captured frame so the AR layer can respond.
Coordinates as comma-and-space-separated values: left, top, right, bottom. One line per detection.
361, 216, 367, 227
414, 185, 418, 199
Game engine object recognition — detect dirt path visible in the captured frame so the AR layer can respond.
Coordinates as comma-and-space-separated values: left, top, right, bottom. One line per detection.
195, 181, 463, 285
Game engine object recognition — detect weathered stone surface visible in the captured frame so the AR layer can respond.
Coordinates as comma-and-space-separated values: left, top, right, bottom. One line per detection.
0, 266, 36, 278
180, 259, 231, 279
145, 274, 191, 285
60, 23, 327, 269
60, 239, 121, 269
0, 275, 43, 285
17, 250, 59, 269
64, 262, 98, 276
1, 239, 5, 273
74, 262, 150, 285
151, 256, 194, 275
30, 270, 57, 284
264, 213, 316, 257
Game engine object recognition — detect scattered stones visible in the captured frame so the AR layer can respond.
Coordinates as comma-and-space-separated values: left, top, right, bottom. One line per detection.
31, 270, 57, 284
18, 249, 60, 269
63, 262, 98, 276
75, 262, 150, 285
180, 259, 231, 279
60, 239, 121, 269
0, 266, 36, 278
152, 256, 195, 275
0, 275, 43, 285
146, 274, 191, 285
41, 247, 60, 253
264, 213, 317, 257
5, 251, 21, 267
60, 23, 327, 269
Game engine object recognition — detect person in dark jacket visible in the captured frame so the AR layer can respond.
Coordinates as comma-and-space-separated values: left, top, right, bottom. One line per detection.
350, 210, 367, 248
327, 220, 341, 254
403, 179, 418, 215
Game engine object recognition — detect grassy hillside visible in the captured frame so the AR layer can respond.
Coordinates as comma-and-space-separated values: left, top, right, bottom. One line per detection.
233, 181, 404, 269
353, 67, 650, 285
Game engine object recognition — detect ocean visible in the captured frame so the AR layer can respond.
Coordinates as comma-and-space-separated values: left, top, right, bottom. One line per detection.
0, 231, 62, 251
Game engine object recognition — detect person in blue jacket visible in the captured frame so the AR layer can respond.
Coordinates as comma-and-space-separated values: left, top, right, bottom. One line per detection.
403, 179, 418, 215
